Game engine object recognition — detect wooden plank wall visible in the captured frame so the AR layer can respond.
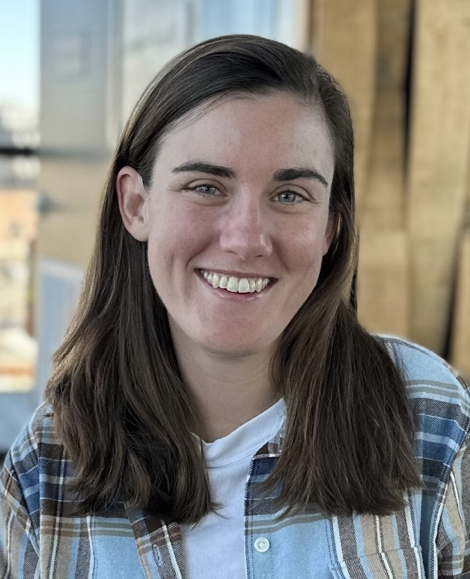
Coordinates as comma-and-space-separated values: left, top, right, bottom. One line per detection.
313, 0, 377, 211
452, 227, 470, 377
450, 169, 470, 376
407, 0, 470, 355
302, 0, 470, 376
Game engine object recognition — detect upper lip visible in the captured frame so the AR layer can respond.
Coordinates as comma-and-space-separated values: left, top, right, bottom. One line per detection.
198, 268, 276, 279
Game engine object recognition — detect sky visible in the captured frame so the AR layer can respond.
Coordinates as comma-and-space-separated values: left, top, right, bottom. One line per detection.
0, 0, 39, 110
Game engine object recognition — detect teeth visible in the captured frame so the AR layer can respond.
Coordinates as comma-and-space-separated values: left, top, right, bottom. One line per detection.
227, 276, 238, 292
238, 278, 250, 293
219, 275, 228, 289
201, 270, 271, 294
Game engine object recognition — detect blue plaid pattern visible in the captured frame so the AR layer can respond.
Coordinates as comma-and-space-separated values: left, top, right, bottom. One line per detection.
1, 338, 469, 578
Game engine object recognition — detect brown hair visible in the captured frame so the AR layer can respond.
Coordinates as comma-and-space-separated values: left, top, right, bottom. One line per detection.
46, 34, 420, 522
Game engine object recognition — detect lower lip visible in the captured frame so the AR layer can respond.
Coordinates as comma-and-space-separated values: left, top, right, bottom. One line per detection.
197, 271, 273, 300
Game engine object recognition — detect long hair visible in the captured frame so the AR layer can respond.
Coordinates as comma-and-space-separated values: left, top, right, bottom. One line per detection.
46, 34, 421, 522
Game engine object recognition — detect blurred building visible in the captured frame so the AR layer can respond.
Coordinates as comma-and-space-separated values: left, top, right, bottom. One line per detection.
0, 191, 38, 381
0, 104, 40, 451
0, 103, 40, 185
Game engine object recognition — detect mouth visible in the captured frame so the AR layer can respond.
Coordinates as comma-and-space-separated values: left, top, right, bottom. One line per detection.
198, 269, 275, 294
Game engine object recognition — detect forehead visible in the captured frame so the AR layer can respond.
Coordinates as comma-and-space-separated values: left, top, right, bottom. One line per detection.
154, 92, 334, 176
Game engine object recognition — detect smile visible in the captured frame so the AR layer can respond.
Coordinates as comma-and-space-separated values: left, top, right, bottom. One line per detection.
199, 269, 272, 293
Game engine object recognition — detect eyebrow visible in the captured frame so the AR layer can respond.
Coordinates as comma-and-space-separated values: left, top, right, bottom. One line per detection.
272, 167, 329, 188
172, 161, 235, 179
171, 161, 329, 188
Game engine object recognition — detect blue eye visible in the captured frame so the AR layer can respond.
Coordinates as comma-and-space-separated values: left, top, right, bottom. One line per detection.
189, 184, 218, 196
276, 191, 304, 204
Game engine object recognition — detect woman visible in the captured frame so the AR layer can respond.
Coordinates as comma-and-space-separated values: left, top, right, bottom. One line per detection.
1, 35, 469, 579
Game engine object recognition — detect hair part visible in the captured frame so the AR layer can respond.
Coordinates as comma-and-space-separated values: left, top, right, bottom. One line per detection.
46, 34, 421, 523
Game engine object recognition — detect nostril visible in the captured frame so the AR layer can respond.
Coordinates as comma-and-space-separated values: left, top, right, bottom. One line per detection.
219, 229, 272, 260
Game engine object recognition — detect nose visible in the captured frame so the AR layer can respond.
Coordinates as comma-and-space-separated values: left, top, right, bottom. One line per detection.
219, 196, 273, 260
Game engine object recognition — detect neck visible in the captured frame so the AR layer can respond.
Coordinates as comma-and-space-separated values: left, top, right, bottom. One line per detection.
171, 332, 279, 442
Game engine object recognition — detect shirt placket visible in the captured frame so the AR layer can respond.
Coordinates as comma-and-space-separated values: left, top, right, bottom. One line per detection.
244, 439, 283, 579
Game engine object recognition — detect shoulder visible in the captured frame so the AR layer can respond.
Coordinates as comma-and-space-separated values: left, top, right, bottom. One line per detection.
7, 403, 61, 467
1, 404, 55, 537
381, 335, 469, 408
382, 336, 469, 393
3, 403, 66, 513
381, 335, 470, 452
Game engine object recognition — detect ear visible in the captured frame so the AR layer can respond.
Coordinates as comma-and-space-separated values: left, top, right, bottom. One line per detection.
117, 166, 149, 241
323, 212, 339, 255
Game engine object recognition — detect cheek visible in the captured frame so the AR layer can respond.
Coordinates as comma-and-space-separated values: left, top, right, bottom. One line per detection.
146, 207, 214, 271
281, 225, 330, 271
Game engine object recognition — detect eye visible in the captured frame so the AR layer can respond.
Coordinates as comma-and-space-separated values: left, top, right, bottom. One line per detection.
275, 191, 305, 204
187, 184, 219, 196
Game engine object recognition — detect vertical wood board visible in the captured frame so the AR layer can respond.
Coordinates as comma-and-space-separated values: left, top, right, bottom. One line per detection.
407, 0, 470, 238
450, 229, 470, 378
377, 0, 412, 89
407, 0, 470, 354
313, 0, 377, 210
357, 230, 409, 338
409, 236, 456, 353
361, 89, 405, 229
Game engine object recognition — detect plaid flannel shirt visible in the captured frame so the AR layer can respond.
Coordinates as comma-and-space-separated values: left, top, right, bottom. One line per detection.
1, 337, 470, 578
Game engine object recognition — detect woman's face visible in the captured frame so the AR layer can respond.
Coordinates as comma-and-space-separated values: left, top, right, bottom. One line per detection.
119, 92, 335, 358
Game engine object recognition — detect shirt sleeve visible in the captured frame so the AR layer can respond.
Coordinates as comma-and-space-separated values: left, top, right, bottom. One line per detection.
437, 435, 470, 577
0, 434, 40, 579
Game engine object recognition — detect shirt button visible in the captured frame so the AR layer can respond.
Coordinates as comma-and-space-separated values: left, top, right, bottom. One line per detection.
254, 537, 270, 553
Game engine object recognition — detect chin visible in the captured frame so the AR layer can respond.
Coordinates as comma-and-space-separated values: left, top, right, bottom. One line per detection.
169, 315, 278, 358
197, 334, 270, 359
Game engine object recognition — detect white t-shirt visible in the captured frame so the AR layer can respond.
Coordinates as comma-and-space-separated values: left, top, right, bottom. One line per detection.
181, 399, 286, 579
